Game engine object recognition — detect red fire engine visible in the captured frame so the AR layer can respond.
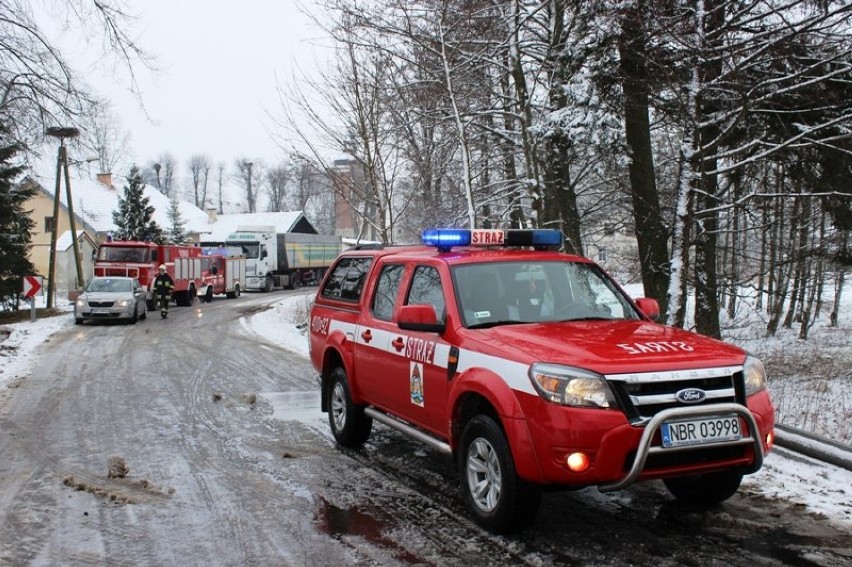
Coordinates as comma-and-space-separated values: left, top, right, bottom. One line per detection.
94, 240, 204, 310
196, 247, 247, 302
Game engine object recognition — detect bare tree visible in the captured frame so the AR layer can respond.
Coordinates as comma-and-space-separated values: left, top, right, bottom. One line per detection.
153, 153, 177, 198
234, 158, 262, 213
187, 154, 211, 209
266, 162, 292, 212
82, 98, 129, 174
0, 1, 149, 151
216, 161, 226, 214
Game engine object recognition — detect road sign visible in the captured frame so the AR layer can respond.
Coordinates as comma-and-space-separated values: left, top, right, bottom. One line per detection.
23, 275, 42, 298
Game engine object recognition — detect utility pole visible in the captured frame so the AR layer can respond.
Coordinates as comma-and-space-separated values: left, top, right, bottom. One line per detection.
45, 126, 82, 308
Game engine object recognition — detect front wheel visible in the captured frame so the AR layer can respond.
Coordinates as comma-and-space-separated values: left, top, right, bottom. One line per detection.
327, 367, 372, 447
205, 286, 214, 303
458, 415, 540, 534
663, 470, 743, 507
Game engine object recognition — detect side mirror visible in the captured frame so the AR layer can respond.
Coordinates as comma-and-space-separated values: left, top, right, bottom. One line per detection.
398, 304, 445, 333
635, 298, 660, 321
260, 249, 268, 259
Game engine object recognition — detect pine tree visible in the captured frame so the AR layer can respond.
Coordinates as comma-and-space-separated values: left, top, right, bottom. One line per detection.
167, 194, 188, 244
0, 123, 36, 309
112, 165, 163, 243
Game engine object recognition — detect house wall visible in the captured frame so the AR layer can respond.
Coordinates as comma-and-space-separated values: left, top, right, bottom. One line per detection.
25, 186, 98, 292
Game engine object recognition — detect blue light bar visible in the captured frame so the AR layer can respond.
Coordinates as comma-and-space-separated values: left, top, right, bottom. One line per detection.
422, 229, 471, 249
422, 228, 563, 251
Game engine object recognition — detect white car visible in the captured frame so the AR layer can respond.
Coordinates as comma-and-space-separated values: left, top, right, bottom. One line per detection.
74, 277, 147, 325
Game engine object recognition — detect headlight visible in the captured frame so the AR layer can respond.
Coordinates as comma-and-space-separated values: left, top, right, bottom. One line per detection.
529, 363, 615, 408
744, 355, 768, 396
117, 300, 130, 307
76, 298, 86, 307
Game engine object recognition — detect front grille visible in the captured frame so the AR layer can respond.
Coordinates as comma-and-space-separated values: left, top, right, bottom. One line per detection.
606, 366, 745, 424
88, 301, 114, 308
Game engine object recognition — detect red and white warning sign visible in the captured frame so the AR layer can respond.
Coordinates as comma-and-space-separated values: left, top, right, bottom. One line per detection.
23, 275, 42, 298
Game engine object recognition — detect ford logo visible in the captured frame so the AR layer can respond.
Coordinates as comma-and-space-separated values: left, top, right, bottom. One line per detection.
675, 388, 706, 404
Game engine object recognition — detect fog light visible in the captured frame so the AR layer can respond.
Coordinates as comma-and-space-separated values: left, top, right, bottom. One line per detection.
566, 452, 590, 473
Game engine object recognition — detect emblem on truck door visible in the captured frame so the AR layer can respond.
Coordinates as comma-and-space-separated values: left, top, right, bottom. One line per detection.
675, 388, 707, 404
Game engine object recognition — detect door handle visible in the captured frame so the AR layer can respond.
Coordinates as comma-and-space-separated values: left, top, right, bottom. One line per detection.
361, 329, 372, 342
391, 337, 405, 352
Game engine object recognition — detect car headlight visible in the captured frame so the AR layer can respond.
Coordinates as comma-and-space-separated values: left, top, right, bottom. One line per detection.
117, 300, 130, 307
744, 355, 768, 396
529, 363, 615, 408
76, 298, 86, 307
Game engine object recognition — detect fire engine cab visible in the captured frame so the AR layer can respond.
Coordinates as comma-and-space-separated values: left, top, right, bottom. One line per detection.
309, 229, 775, 533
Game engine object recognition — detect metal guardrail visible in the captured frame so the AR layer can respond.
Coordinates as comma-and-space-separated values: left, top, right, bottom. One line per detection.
773, 423, 852, 472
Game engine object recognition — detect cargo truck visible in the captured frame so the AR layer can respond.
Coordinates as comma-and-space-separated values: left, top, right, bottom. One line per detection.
202, 226, 341, 291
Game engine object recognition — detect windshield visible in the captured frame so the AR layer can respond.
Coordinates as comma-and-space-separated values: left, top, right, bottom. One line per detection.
86, 278, 132, 293
98, 246, 148, 263
453, 261, 639, 328
226, 242, 259, 259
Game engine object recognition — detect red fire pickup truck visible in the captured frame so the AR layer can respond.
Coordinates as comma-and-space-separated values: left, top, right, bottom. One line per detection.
309, 229, 775, 533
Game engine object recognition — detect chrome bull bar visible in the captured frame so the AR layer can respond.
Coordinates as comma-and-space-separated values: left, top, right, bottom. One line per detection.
598, 403, 764, 492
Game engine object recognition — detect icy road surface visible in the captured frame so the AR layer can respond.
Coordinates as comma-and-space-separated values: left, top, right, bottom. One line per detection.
0, 292, 850, 566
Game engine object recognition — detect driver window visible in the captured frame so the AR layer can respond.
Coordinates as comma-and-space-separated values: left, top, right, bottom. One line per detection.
406, 266, 445, 324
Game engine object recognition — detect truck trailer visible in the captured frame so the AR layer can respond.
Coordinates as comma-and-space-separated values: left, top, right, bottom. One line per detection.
202, 226, 341, 292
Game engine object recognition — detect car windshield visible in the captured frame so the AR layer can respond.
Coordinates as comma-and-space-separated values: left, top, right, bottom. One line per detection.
86, 279, 132, 293
453, 261, 639, 328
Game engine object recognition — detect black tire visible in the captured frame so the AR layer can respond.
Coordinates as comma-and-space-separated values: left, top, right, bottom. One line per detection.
129, 304, 138, 325
264, 277, 274, 293
458, 415, 541, 534
146, 299, 155, 311
226, 284, 238, 299
327, 367, 372, 447
205, 286, 213, 303
663, 470, 744, 507
74, 318, 83, 325
290, 271, 301, 290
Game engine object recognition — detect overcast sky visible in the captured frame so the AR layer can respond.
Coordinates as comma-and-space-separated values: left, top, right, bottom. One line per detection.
49, 0, 331, 177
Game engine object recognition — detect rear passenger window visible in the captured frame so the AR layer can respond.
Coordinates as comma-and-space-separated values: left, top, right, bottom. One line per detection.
321, 257, 373, 301
372, 264, 405, 321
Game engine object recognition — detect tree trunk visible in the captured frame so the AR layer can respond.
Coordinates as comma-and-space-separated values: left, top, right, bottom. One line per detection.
618, 0, 671, 314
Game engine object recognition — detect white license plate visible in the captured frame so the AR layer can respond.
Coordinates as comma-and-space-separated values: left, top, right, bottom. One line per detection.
92, 308, 111, 314
661, 416, 741, 448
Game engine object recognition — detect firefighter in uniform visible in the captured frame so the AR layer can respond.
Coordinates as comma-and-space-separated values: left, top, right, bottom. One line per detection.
153, 264, 175, 318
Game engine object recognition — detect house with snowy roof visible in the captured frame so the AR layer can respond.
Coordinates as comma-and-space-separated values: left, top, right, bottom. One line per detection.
22, 172, 208, 294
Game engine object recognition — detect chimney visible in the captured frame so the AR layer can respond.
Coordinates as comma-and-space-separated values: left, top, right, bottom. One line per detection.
96, 172, 113, 188
206, 207, 218, 224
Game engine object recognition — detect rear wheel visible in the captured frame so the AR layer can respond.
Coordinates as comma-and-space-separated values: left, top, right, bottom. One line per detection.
458, 415, 540, 533
328, 367, 372, 447
663, 470, 743, 506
